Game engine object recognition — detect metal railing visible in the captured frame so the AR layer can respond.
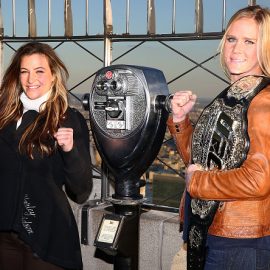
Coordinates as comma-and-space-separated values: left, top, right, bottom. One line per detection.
0, 0, 262, 208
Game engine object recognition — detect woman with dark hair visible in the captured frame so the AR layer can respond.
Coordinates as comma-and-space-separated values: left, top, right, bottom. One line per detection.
168, 5, 270, 270
0, 42, 92, 270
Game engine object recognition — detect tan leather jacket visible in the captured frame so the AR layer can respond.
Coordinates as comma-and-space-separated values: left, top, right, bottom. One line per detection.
167, 86, 270, 238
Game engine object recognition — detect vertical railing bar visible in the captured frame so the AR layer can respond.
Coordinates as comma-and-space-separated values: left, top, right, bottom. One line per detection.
64, 0, 73, 37
28, 0, 37, 38
126, 0, 130, 34
172, 0, 176, 34
249, 0, 256, 5
195, 0, 203, 34
222, 0, 226, 32
48, 0, 51, 37
147, 0, 156, 35
103, 0, 113, 67
86, 0, 89, 35
12, 0, 15, 37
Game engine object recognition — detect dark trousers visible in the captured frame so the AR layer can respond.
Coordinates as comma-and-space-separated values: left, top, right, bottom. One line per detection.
0, 232, 65, 270
204, 247, 270, 270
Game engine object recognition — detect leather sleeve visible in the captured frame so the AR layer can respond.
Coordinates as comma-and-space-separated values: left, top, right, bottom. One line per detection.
167, 116, 193, 166
188, 88, 270, 201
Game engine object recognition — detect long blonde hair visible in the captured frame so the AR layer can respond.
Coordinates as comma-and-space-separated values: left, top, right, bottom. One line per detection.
219, 5, 270, 78
0, 42, 69, 158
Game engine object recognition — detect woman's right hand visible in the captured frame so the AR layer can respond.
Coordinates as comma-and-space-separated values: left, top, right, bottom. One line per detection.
170, 91, 197, 122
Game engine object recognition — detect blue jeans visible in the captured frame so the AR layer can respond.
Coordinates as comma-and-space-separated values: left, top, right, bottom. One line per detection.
204, 247, 270, 270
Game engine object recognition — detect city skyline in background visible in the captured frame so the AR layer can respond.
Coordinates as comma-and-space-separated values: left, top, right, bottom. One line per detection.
1, 0, 270, 101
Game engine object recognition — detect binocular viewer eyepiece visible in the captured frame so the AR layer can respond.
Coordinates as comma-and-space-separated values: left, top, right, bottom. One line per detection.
83, 65, 170, 200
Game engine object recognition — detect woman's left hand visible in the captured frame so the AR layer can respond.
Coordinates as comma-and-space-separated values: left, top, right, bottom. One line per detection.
54, 127, 74, 152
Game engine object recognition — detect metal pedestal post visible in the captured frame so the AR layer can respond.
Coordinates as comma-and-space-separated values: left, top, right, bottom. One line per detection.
112, 202, 141, 270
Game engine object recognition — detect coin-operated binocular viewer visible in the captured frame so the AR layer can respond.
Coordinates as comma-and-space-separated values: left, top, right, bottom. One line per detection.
83, 65, 169, 270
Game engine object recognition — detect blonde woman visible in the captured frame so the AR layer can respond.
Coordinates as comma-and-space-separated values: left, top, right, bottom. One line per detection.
168, 5, 270, 270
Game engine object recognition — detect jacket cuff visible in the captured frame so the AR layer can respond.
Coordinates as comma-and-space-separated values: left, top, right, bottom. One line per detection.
167, 115, 191, 135
61, 146, 84, 172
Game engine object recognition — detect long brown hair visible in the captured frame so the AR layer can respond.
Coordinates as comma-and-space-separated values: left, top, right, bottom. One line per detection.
219, 5, 270, 78
0, 42, 69, 158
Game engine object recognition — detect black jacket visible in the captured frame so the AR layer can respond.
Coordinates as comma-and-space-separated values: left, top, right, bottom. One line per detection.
0, 107, 92, 269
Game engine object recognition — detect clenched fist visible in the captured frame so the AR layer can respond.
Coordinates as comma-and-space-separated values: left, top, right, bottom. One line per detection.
54, 127, 74, 152
170, 91, 197, 122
